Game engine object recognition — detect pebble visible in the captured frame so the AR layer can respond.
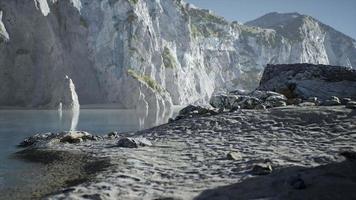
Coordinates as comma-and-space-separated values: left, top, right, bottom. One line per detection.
226, 152, 242, 160
250, 164, 273, 175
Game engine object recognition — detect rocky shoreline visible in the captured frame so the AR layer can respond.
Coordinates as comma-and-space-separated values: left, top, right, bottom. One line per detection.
13, 105, 356, 200
12, 63, 356, 199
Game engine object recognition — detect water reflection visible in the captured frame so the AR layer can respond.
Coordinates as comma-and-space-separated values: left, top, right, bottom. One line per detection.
0, 107, 179, 191
136, 107, 175, 130
59, 110, 80, 131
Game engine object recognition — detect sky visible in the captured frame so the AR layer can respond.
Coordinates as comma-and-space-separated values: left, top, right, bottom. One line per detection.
185, 0, 356, 40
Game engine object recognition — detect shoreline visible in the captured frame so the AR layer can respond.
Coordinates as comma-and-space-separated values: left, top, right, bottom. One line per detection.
12, 105, 356, 199
0, 104, 187, 110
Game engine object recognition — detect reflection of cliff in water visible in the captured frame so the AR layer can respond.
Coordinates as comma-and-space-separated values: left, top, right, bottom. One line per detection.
58, 109, 80, 131
55, 106, 180, 133
136, 107, 175, 130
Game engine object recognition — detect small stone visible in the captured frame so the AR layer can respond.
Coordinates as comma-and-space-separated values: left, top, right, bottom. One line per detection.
60, 131, 91, 143
227, 152, 242, 160
117, 137, 138, 148
331, 96, 340, 101
323, 98, 341, 106
298, 102, 316, 107
107, 131, 119, 138
250, 164, 273, 175
346, 101, 356, 109
341, 98, 352, 105
116, 137, 152, 148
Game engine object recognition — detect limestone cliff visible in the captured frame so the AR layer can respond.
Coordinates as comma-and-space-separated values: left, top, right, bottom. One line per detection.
0, 0, 355, 111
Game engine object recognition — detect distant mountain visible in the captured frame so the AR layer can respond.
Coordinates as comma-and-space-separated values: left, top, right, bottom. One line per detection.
0, 1, 355, 116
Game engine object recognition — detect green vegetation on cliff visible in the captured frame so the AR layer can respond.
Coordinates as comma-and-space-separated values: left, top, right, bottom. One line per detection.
127, 69, 164, 92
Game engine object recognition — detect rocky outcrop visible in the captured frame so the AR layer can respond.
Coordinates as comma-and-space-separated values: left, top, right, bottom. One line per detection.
0, 1, 355, 110
50, 75, 80, 110
18, 131, 101, 147
258, 63, 356, 101
210, 90, 287, 110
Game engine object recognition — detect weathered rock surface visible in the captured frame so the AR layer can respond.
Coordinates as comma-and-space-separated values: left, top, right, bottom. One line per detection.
116, 137, 152, 148
258, 63, 356, 101
19, 131, 100, 147
0, 1, 355, 110
210, 90, 287, 110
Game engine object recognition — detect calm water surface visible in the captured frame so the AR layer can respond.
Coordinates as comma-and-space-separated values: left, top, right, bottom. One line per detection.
0, 108, 177, 191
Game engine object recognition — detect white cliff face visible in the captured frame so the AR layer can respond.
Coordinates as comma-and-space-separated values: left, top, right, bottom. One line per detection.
0, 1, 355, 110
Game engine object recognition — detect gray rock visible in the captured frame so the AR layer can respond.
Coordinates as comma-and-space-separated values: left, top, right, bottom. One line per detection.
116, 137, 152, 148
107, 131, 119, 139
258, 64, 356, 101
299, 102, 316, 107
323, 96, 341, 106
227, 152, 242, 160
211, 90, 287, 110
250, 164, 273, 175
60, 131, 91, 143
341, 98, 352, 105
241, 97, 262, 109
19, 131, 97, 147
346, 101, 356, 109
176, 105, 218, 120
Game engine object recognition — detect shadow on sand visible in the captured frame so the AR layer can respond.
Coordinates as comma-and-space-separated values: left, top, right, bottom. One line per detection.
195, 158, 356, 200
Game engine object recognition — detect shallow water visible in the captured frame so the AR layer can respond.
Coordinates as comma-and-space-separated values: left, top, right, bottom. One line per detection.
0, 108, 176, 192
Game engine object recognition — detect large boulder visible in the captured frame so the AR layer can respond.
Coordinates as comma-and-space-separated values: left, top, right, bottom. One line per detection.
258, 64, 356, 101
173, 104, 219, 121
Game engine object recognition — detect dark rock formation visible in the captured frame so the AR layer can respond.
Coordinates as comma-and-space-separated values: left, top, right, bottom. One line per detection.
258, 63, 356, 101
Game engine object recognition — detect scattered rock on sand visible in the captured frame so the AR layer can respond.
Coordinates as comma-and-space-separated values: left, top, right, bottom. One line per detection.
323, 96, 341, 106
346, 101, 356, 109
107, 131, 119, 139
19, 131, 99, 147
250, 164, 273, 175
210, 90, 287, 111
341, 98, 352, 105
60, 131, 92, 143
116, 137, 152, 148
175, 105, 218, 120
227, 152, 242, 160
298, 102, 316, 107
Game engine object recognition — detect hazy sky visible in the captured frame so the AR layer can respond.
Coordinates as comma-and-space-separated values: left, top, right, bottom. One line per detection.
185, 0, 356, 40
